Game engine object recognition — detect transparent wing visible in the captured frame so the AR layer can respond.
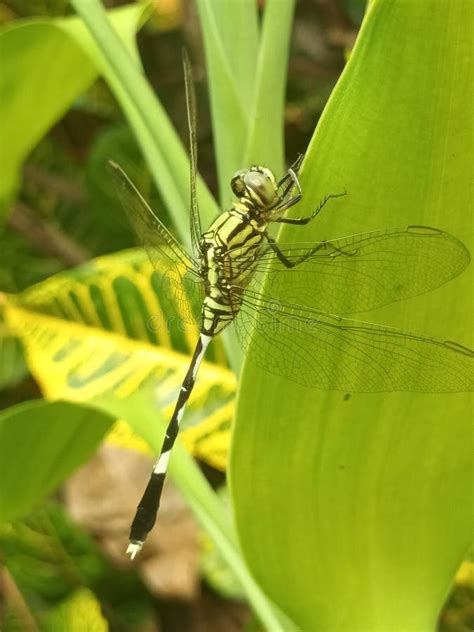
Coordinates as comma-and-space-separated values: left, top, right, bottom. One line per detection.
108, 161, 203, 327
182, 48, 202, 259
234, 287, 473, 393
233, 226, 470, 315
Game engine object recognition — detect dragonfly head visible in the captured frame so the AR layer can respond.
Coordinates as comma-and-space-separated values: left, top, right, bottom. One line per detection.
231, 166, 278, 211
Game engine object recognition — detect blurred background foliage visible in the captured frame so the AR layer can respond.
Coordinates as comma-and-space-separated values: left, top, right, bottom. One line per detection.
0, 1, 472, 631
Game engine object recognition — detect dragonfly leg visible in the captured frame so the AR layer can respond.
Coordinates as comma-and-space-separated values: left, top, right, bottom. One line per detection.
272, 167, 303, 213
287, 153, 305, 175
277, 190, 346, 225
277, 154, 305, 188
264, 234, 326, 268
273, 155, 306, 210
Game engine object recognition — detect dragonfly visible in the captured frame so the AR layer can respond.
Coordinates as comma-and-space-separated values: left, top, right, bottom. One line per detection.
110, 51, 473, 559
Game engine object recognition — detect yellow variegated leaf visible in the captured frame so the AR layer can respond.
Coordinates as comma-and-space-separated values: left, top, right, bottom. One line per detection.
106, 418, 152, 456
180, 400, 235, 472
3, 249, 235, 470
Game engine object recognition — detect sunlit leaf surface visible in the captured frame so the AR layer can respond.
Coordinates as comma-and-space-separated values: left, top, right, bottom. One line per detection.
232, 1, 473, 629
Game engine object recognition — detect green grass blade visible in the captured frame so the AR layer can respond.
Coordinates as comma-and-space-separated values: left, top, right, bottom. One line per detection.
169, 444, 296, 632
195, 0, 256, 204
196, 0, 295, 200
232, 1, 473, 629
69, 0, 219, 244
242, 0, 296, 175
201, 0, 259, 105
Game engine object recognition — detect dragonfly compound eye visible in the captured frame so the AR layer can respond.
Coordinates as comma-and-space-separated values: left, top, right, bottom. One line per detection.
231, 170, 247, 197
244, 170, 277, 207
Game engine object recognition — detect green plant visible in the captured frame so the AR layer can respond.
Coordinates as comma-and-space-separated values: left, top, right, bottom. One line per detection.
0, 1, 471, 629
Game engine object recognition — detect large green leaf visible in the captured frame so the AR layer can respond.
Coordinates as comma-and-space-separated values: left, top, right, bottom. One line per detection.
0, 400, 113, 522
232, 1, 473, 630
0, 4, 145, 215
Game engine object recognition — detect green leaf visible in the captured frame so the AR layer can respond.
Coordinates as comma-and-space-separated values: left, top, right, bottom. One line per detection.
232, 1, 473, 630
0, 400, 113, 523
43, 588, 108, 632
0, 4, 145, 215
199, 485, 245, 601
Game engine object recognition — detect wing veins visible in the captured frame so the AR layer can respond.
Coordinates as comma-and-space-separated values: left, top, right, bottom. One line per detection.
234, 288, 473, 391
108, 160, 198, 272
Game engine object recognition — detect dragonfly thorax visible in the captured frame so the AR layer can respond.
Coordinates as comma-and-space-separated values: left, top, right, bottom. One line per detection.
231, 166, 279, 214
199, 207, 266, 336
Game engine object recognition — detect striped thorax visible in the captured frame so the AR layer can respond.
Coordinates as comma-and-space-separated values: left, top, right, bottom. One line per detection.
199, 166, 280, 336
